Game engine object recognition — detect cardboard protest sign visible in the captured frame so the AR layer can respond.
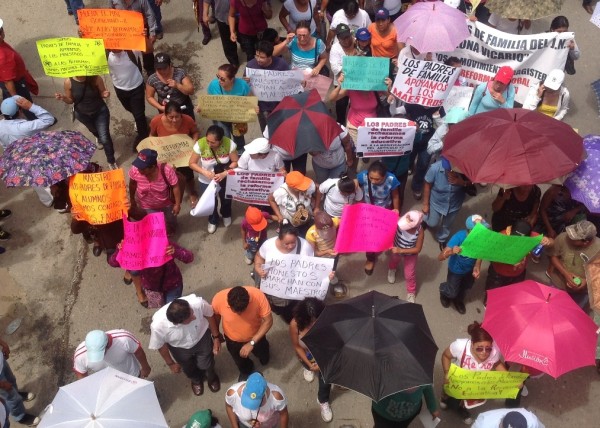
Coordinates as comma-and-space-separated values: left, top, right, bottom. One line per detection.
443, 85, 474, 112
78, 8, 145, 51
435, 21, 573, 104
260, 254, 334, 300
303, 71, 333, 101
245, 68, 304, 102
356, 118, 416, 158
116, 213, 172, 271
225, 170, 285, 206
197, 95, 258, 123
342, 56, 389, 91
69, 169, 128, 225
444, 364, 528, 399
335, 203, 399, 253
136, 135, 195, 168
391, 55, 460, 108
460, 223, 543, 264
37, 37, 108, 77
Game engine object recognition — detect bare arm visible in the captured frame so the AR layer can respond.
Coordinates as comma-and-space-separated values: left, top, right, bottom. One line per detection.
279, 6, 293, 33
177, 76, 195, 96
145, 83, 163, 111
279, 406, 289, 428
134, 346, 152, 378
226, 400, 240, 428
228, 6, 238, 42
268, 192, 283, 222
157, 344, 181, 373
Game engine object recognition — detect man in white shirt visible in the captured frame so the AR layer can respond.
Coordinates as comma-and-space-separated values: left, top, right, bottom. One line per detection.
73, 329, 151, 379
473, 408, 545, 428
149, 294, 222, 396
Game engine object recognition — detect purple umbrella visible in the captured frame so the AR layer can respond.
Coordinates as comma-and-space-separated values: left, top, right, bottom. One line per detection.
565, 135, 600, 213
393, 1, 470, 53
0, 130, 95, 187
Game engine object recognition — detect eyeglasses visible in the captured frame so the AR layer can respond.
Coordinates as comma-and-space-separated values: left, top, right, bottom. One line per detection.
216, 74, 227, 82
474, 346, 493, 353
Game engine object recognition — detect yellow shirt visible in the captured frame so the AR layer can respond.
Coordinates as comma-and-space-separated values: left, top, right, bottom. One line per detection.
537, 103, 558, 118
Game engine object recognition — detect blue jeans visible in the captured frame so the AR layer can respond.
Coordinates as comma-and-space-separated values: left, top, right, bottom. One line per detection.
410, 133, 433, 194
148, 0, 163, 34
0, 360, 26, 422
424, 208, 459, 244
64, 0, 85, 23
440, 269, 475, 301
165, 284, 183, 304
75, 104, 115, 164
312, 160, 347, 184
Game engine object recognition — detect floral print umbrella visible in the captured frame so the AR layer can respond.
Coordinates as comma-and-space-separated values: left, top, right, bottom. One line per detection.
565, 135, 600, 213
0, 130, 95, 187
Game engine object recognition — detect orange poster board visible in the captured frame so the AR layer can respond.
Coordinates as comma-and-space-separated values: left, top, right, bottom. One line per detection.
69, 169, 128, 225
78, 9, 145, 51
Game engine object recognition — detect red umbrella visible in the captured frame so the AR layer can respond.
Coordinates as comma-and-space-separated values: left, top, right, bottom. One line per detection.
267, 89, 343, 157
482, 280, 598, 378
442, 108, 583, 186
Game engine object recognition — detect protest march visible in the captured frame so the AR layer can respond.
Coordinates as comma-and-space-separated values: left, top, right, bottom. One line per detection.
2, 1, 600, 428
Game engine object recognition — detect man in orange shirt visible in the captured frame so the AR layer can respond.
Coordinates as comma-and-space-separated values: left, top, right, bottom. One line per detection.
212, 286, 273, 381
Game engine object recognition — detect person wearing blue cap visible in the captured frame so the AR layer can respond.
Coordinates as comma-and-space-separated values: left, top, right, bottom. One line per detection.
354, 27, 371, 56
225, 372, 288, 428
426, 107, 468, 157
437, 214, 486, 314
0, 96, 55, 149
423, 157, 471, 251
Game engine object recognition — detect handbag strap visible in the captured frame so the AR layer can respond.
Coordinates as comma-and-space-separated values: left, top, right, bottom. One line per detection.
210, 147, 223, 165
159, 163, 171, 186
296, 238, 302, 254
367, 178, 374, 205
460, 341, 469, 368
314, 38, 320, 67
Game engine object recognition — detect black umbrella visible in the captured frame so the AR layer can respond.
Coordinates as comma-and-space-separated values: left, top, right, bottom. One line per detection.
302, 290, 438, 402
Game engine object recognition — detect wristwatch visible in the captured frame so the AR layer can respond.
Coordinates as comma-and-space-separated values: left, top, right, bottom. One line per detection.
249, 340, 256, 346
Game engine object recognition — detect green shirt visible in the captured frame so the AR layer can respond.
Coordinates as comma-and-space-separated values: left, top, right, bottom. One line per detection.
371, 385, 438, 422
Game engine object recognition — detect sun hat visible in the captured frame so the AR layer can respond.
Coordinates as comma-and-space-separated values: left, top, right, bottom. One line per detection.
244, 138, 271, 155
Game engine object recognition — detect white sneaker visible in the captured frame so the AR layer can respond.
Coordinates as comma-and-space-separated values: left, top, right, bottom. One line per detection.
95, 137, 103, 150
521, 385, 529, 397
244, 256, 253, 265
318, 401, 333, 422
108, 163, 118, 170
223, 217, 232, 227
303, 368, 314, 382
207, 223, 217, 234
330, 275, 338, 285
387, 269, 396, 284
406, 293, 416, 303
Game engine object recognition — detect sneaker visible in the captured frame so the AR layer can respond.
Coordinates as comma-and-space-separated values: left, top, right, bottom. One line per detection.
19, 414, 40, 426
95, 138, 104, 150
223, 217, 232, 227
459, 408, 472, 425
318, 401, 333, 422
244, 255, 253, 265
19, 391, 36, 402
0, 209, 12, 219
0, 229, 11, 241
303, 368, 314, 382
406, 293, 416, 303
108, 163, 118, 170
439, 399, 448, 410
387, 269, 396, 284
413, 190, 422, 201
207, 223, 217, 234
521, 384, 529, 397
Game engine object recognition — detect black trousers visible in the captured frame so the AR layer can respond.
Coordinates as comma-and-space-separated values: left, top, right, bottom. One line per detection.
224, 334, 270, 377
168, 329, 217, 384
114, 83, 149, 146
217, 19, 240, 67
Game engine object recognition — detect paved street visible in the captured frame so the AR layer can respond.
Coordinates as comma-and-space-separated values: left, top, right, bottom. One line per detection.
1, 1, 600, 427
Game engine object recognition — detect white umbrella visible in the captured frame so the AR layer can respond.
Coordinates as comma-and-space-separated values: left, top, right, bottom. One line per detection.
39, 367, 168, 428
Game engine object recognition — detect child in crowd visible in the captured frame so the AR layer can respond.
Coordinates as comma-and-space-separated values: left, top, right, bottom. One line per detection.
240, 206, 274, 265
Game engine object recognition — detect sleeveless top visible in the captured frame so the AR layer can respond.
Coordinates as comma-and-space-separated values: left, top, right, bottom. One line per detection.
70, 78, 104, 116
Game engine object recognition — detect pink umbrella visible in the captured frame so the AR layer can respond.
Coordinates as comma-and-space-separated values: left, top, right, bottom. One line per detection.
394, 1, 470, 53
482, 280, 598, 378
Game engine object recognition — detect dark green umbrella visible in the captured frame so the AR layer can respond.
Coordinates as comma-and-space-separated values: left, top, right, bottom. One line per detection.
302, 290, 438, 402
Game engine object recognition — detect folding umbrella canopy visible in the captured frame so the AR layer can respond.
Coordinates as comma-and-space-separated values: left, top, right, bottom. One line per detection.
0, 130, 95, 187
302, 290, 438, 402
442, 108, 583, 186
266, 89, 343, 157
393, 1, 471, 53
38, 367, 168, 427
483, 281, 598, 378
565, 135, 600, 213
485, 0, 564, 20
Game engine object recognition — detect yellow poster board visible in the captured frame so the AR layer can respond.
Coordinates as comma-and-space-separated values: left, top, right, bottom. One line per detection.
197, 95, 258, 123
136, 134, 196, 168
443, 364, 528, 399
37, 37, 109, 77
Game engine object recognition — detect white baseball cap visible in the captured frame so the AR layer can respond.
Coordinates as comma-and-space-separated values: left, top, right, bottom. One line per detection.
544, 69, 565, 91
0, 19, 4, 30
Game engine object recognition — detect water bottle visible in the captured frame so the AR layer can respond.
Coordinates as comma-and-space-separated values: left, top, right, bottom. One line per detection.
306, 351, 316, 364
531, 244, 544, 257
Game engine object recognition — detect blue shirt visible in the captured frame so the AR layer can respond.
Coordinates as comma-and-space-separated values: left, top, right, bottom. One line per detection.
425, 160, 466, 216
447, 230, 476, 274
0, 104, 55, 148
357, 170, 400, 208
468, 81, 515, 116
288, 37, 326, 70
207, 77, 251, 96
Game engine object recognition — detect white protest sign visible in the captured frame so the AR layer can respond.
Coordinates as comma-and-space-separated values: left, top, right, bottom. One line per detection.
591, 3, 600, 29
391, 55, 460, 108
443, 86, 474, 112
246, 68, 304, 102
435, 21, 573, 104
190, 181, 219, 217
225, 170, 285, 206
260, 254, 334, 301
356, 118, 417, 158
